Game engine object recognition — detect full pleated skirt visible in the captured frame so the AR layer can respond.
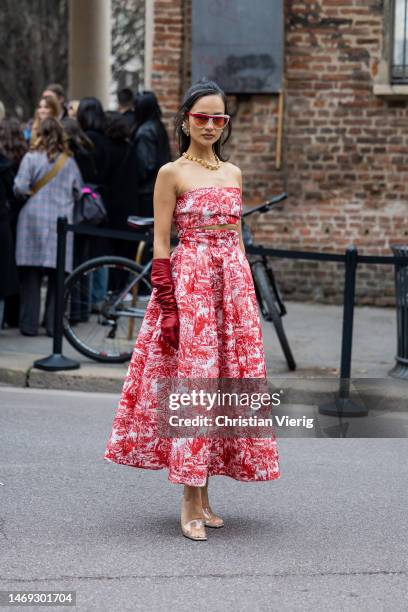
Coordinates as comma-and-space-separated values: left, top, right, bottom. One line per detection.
103, 229, 280, 486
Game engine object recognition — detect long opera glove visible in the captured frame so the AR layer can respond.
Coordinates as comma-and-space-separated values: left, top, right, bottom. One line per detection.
151, 258, 179, 350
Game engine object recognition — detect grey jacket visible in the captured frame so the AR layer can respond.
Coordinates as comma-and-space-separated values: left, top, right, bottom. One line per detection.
14, 151, 83, 272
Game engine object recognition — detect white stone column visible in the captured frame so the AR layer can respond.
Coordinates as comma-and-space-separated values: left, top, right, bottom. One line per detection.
68, 0, 112, 108
144, 0, 154, 90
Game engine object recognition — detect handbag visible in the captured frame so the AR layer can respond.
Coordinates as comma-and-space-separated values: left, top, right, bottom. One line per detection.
73, 141, 133, 226
74, 183, 107, 226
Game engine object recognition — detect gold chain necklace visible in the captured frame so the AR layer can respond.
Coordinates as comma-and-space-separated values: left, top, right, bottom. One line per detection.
182, 151, 221, 171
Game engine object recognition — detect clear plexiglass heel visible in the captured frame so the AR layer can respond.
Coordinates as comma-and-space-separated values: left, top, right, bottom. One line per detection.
202, 506, 224, 528
181, 499, 207, 541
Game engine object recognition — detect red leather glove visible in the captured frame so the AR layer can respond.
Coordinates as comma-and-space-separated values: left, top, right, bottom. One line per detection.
151, 258, 179, 350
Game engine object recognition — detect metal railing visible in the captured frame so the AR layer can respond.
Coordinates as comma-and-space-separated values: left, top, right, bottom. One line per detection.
33, 217, 408, 418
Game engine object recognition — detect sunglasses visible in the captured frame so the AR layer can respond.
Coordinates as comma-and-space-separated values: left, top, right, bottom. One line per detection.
186, 112, 230, 129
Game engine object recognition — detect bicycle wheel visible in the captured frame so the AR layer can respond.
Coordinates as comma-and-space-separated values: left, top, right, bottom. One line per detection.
251, 261, 296, 371
63, 256, 152, 363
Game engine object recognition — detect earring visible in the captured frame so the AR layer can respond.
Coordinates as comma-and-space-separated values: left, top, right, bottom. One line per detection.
182, 122, 190, 136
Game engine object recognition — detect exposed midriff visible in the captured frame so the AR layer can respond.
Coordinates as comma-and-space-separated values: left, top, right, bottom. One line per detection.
188, 223, 239, 231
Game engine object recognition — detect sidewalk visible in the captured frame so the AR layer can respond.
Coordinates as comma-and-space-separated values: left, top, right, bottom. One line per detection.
0, 301, 401, 396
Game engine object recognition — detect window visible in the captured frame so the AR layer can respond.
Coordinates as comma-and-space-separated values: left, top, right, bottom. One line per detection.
373, 0, 408, 95
191, 0, 284, 94
391, 0, 408, 83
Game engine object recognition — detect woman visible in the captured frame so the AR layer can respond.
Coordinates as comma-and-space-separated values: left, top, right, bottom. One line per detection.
0, 118, 28, 229
102, 111, 142, 293
29, 95, 62, 146
104, 79, 281, 541
13, 117, 82, 336
131, 91, 171, 269
0, 118, 28, 327
104, 111, 140, 255
77, 97, 111, 311
76, 97, 110, 188
61, 116, 98, 323
61, 117, 95, 182
0, 118, 28, 178
132, 90, 171, 218
0, 151, 19, 326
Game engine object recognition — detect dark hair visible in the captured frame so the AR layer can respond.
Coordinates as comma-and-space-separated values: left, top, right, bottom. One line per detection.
0, 117, 28, 165
77, 97, 106, 133
117, 88, 134, 106
61, 117, 94, 152
32, 116, 71, 161
174, 78, 231, 161
105, 111, 131, 141
134, 90, 162, 129
45, 83, 65, 100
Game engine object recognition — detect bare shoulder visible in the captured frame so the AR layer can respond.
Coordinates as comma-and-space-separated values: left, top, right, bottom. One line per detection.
155, 161, 179, 191
222, 161, 242, 187
158, 156, 192, 192
223, 161, 241, 177
156, 161, 177, 181
223, 160, 241, 172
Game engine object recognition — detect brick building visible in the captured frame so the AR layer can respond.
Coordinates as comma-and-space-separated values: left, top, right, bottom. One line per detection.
148, 0, 408, 306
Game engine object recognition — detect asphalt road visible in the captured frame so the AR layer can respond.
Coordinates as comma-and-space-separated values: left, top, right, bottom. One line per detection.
0, 387, 407, 611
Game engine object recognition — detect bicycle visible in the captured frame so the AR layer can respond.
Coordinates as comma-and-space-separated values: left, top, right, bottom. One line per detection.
63, 217, 156, 363
63, 193, 295, 369
242, 192, 296, 371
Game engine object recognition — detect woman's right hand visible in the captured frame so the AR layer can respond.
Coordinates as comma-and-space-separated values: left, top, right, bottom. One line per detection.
150, 163, 179, 349
160, 308, 179, 350
151, 257, 179, 350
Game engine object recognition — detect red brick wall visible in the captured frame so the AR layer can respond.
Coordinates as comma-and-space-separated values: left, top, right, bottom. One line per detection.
151, 0, 408, 305
151, 0, 185, 127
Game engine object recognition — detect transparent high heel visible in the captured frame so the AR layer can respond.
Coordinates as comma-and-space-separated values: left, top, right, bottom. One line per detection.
200, 478, 224, 528
181, 497, 207, 541
202, 506, 224, 528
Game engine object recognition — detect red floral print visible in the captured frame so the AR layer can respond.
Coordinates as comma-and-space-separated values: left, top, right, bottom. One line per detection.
103, 187, 281, 486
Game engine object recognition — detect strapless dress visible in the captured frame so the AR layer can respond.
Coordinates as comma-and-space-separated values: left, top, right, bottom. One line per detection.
104, 186, 280, 486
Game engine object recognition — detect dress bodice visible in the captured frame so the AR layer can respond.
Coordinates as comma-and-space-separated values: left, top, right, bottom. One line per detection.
173, 186, 242, 233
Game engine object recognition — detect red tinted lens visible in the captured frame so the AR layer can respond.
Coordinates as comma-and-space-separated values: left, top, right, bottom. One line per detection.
190, 113, 209, 127
189, 113, 229, 128
212, 115, 228, 128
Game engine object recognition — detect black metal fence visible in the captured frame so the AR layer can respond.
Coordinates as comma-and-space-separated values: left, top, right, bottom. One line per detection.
33, 216, 408, 418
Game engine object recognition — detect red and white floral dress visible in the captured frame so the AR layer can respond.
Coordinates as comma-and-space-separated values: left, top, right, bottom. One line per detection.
103, 186, 281, 486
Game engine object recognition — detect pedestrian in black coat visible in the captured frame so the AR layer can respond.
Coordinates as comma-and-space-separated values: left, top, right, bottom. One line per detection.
77, 98, 111, 203
117, 88, 137, 131
61, 117, 95, 176
104, 111, 139, 232
75, 98, 113, 311
103, 112, 143, 293
0, 153, 19, 324
0, 118, 28, 327
132, 91, 172, 218
61, 118, 96, 323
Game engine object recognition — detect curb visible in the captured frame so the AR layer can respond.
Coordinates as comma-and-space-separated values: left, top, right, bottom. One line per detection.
0, 361, 124, 395
27, 366, 123, 394
1, 363, 407, 412
0, 366, 29, 389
